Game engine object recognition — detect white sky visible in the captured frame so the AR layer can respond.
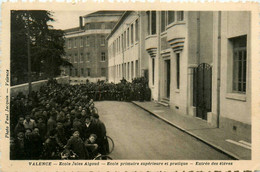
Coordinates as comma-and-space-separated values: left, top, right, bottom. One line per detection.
49, 11, 92, 30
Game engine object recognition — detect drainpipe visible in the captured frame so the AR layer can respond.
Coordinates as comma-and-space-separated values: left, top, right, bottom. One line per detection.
197, 12, 200, 65
216, 11, 221, 128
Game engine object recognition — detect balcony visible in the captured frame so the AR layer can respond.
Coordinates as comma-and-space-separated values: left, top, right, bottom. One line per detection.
166, 22, 186, 52
145, 35, 158, 57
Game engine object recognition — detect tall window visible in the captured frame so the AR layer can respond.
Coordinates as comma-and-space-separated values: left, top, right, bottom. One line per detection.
101, 52, 106, 62
87, 68, 91, 76
101, 68, 106, 76
177, 11, 184, 21
86, 23, 90, 29
81, 68, 84, 76
75, 69, 78, 77
151, 11, 156, 35
74, 38, 77, 48
147, 11, 150, 35
131, 61, 134, 79
135, 19, 139, 42
85, 36, 89, 46
131, 24, 134, 45
101, 36, 105, 46
152, 58, 155, 85
168, 11, 175, 24
80, 53, 83, 63
86, 53, 90, 62
147, 11, 157, 35
119, 36, 121, 52
68, 54, 72, 63
74, 53, 78, 63
135, 60, 139, 77
127, 28, 130, 47
121, 34, 124, 51
176, 53, 180, 89
127, 62, 130, 80
161, 11, 166, 32
124, 31, 126, 50
80, 37, 83, 47
68, 39, 71, 49
232, 36, 247, 93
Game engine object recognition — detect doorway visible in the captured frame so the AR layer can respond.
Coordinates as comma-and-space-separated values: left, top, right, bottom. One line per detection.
165, 60, 171, 98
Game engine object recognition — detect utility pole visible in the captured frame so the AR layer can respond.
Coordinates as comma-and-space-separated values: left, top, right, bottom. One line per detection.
27, 11, 32, 96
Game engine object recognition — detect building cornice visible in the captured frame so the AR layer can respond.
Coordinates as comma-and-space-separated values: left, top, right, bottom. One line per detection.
65, 29, 112, 38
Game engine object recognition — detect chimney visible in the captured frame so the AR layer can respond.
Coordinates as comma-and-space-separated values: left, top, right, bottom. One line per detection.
79, 16, 83, 29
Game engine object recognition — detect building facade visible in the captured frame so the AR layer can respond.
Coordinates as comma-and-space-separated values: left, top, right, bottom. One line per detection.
108, 11, 251, 139
107, 11, 149, 83
63, 11, 123, 83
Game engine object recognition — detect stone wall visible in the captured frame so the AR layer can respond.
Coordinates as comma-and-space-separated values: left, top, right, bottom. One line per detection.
11, 76, 69, 97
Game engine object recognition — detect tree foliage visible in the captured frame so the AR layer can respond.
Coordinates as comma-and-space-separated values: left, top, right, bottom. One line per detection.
11, 10, 71, 85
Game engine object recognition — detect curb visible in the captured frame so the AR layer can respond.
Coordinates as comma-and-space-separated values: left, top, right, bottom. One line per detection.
132, 101, 240, 160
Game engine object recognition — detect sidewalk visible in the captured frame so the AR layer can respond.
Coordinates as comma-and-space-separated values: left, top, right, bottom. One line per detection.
132, 101, 251, 160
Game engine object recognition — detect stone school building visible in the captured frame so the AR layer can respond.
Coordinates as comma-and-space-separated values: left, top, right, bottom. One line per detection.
107, 11, 251, 139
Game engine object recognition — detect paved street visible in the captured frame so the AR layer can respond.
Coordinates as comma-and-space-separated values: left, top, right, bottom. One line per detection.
95, 101, 232, 160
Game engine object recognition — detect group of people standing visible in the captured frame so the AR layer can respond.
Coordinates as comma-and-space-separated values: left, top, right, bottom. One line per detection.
10, 79, 108, 160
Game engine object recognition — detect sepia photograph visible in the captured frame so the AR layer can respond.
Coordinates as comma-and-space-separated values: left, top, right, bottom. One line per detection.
1, 2, 259, 171
8, 9, 252, 161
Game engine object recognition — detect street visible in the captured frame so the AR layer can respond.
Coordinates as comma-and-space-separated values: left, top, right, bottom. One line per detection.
95, 101, 232, 160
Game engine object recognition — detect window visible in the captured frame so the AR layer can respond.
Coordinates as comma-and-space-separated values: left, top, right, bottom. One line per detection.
70, 68, 72, 76
127, 28, 130, 47
176, 53, 180, 89
101, 68, 106, 76
131, 61, 134, 79
147, 11, 156, 35
135, 60, 139, 77
74, 38, 77, 48
101, 52, 106, 62
68, 54, 72, 63
124, 31, 126, 50
177, 11, 184, 21
152, 58, 155, 85
121, 34, 124, 51
131, 24, 134, 45
127, 62, 130, 80
168, 11, 175, 24
232, 36, 247, 93
161, 11, 166, 32
87, 68, 91, 76
86, 53, 90, 62
81, 68, 84, 76
80, 37, 83, 47
75, 69, 78, 77
151, 11, 156, 35
101, 36, 105, 46
85, 36, 89, 46
74, 53, 78, 63
119, 36, 121, 52
80, 53, 83, 63
86, 23, 90, 29
135, 19, 139, 42
68, 39, 71, 49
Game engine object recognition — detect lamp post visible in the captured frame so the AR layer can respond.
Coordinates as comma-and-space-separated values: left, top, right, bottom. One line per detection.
26, 11, 32, 96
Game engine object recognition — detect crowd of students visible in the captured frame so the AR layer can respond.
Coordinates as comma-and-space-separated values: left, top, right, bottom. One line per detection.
10, 77, 151, 160
10, 79, 108, 160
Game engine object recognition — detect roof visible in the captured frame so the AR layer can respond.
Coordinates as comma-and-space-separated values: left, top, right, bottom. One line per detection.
83, 11, 124, 18
106, 11, 133, 40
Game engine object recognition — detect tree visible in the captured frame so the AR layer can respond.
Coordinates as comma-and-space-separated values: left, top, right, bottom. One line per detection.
11, 10, 71, 85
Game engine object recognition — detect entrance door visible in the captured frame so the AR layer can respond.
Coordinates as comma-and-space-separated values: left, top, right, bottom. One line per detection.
193, 63, 212, 120
165, 60, 171, 98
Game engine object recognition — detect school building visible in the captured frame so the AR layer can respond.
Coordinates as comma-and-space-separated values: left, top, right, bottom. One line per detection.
63, 11, 123, 83
107, 11, 251, 139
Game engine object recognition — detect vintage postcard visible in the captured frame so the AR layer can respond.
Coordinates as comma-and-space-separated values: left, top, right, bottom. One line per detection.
0, 1, 260, 171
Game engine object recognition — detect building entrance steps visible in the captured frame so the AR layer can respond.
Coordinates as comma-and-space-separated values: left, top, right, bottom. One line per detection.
132, 101, 251, 160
